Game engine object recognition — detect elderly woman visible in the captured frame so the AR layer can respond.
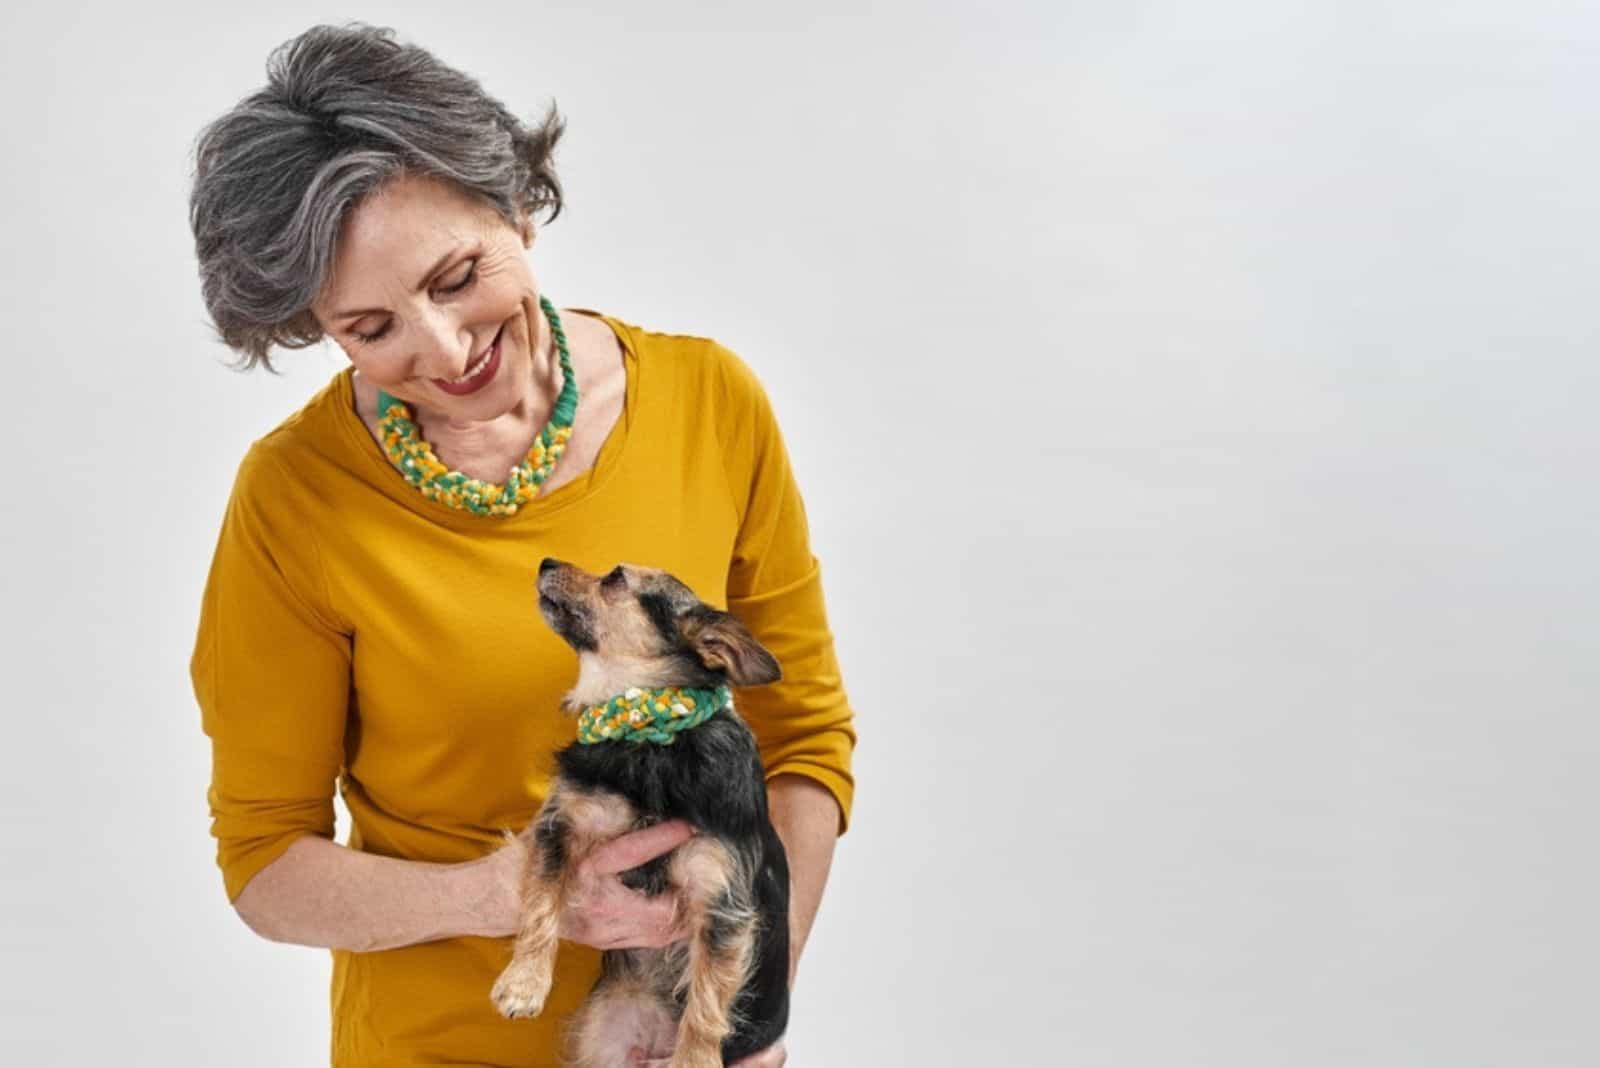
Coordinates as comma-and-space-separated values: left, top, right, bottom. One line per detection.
187, 23, 855, 1068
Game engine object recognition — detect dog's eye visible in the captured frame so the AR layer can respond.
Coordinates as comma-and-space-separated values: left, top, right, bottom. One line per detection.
601, 566, 626, 589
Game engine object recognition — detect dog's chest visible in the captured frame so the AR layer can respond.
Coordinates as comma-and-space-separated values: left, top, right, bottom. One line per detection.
555, 711, 768, 838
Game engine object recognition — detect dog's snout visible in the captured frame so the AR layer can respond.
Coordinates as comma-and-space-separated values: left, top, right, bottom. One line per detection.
540, 557, 561, 575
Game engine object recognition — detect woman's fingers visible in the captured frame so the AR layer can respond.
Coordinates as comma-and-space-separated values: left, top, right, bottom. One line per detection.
564, 865, 690, 949
599, 887, 684, 948
560, 821, 699, 950
639, 893, 688, 946
585, 819, 697, 876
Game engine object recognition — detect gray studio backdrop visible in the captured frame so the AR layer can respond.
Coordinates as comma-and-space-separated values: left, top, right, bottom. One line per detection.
2, 2, 1596, 1065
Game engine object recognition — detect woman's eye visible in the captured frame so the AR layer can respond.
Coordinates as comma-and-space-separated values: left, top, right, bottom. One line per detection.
347, 261, 476, 346
441, 262, 477, 294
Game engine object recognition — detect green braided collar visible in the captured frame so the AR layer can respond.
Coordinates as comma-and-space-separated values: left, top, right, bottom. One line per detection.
575, 684, 731, 745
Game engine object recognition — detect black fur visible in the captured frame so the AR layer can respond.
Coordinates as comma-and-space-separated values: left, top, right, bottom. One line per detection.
532, 558, 791, 1060
554, 708, 791, 1063
638, 591, 685, 647
534, 808, 569, 880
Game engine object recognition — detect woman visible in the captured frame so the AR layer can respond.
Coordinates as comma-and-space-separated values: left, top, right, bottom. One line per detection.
187, 22, 855, 1068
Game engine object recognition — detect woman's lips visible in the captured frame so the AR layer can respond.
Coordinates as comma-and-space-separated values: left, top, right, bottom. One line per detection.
432, 325, 504, 396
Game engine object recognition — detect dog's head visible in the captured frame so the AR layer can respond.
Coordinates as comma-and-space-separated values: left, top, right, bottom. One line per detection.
536, 557, 781, 709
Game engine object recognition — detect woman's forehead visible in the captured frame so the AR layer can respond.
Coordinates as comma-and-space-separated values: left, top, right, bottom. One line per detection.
317, 177, 500, 314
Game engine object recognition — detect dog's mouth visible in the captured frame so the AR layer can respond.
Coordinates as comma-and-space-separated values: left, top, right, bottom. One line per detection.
537, 588, 598, 652
538, 590, 576, 623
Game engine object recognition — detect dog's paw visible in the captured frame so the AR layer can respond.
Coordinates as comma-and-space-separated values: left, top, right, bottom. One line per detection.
491, 958, 553, 1019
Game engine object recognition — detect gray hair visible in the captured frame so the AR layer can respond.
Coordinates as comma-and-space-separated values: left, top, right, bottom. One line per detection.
188, 21, 566, 373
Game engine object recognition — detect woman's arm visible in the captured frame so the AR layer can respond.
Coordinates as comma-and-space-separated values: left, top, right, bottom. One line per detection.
232, 835, 508, 952
708, 342, 856, 988
234, 822, 696, 953
767, 774, 842, 987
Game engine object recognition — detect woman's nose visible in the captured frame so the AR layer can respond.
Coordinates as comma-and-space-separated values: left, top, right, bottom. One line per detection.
413, 309, 475, 380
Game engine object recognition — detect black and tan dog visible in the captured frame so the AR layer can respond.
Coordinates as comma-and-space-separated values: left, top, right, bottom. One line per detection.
491, 557, 790, 1067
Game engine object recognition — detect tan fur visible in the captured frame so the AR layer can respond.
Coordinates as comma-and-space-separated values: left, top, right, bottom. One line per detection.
499, 560, 767, 1063
539, 563, 713, 708
674, 933, 756, 1068
666, 837, 758, 1067
562, 788, 639, 845
490, 785, 642, 1020
567, 652, 682, 709
668, 836, 741, 908
539, 563, 688, 653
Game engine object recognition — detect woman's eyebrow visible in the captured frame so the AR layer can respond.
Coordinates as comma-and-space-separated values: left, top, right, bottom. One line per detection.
331, 246, 465, 321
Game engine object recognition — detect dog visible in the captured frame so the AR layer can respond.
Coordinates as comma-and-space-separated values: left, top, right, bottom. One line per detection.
491, 557, 791, 1067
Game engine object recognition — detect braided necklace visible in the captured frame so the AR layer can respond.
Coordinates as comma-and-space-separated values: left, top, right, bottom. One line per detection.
575, 684, 732, 745
375, 295, 577, 517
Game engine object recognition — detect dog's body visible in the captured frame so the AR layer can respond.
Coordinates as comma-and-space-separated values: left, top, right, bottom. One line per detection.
492, 559, 790, 1067
548, 711, 791, 1064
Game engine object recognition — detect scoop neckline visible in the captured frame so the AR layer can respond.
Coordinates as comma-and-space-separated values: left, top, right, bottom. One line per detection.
331, 306, 639, 528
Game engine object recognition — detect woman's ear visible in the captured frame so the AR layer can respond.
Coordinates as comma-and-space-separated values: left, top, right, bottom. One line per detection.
520, 215, 536, 248
681, 608, 781, 687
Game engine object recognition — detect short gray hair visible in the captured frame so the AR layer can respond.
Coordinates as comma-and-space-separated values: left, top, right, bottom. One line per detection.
188, 21, 566, 372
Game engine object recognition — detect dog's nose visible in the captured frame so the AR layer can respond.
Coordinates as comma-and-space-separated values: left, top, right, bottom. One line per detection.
539, 557, 561, 574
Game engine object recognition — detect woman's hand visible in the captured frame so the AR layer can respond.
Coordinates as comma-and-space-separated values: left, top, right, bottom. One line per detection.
561, 820, 697, 949
730, 1040, 787, 1066
469, 820, 698, 949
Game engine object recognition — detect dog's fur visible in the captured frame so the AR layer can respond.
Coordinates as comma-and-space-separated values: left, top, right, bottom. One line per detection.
491, 558, 791, 1067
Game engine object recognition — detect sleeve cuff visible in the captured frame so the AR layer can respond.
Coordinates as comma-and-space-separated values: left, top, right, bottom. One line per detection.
765, 761, 854, 837
208, 743, 339, 903
214, 826, 329, 904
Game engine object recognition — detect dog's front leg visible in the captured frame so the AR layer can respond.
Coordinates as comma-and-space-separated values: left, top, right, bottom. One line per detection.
491, 799, 570, 1019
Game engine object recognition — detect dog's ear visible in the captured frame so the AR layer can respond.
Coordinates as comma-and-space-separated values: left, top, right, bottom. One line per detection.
681, 607, 782, 687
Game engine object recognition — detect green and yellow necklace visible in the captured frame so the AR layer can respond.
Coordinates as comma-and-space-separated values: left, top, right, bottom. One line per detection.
376, 295, 577, 517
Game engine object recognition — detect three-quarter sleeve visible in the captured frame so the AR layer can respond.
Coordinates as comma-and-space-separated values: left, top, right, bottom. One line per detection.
712, 343, 857, 835
190, 441, 353, 902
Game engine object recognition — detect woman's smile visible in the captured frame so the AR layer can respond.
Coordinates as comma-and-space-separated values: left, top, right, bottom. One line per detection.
432, 321, 505, 396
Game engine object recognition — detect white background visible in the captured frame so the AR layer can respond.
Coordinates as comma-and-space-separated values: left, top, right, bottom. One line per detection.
2, 2, 1596, 1065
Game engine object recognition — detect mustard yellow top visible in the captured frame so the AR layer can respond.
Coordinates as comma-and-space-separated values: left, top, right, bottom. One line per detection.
189, 310, 856, 1067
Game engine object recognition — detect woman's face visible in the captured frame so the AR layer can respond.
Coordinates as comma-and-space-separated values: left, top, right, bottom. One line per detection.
311, 172, 544, 424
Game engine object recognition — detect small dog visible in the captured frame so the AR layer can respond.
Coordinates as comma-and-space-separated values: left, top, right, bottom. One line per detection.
491, 557, 791, 1067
